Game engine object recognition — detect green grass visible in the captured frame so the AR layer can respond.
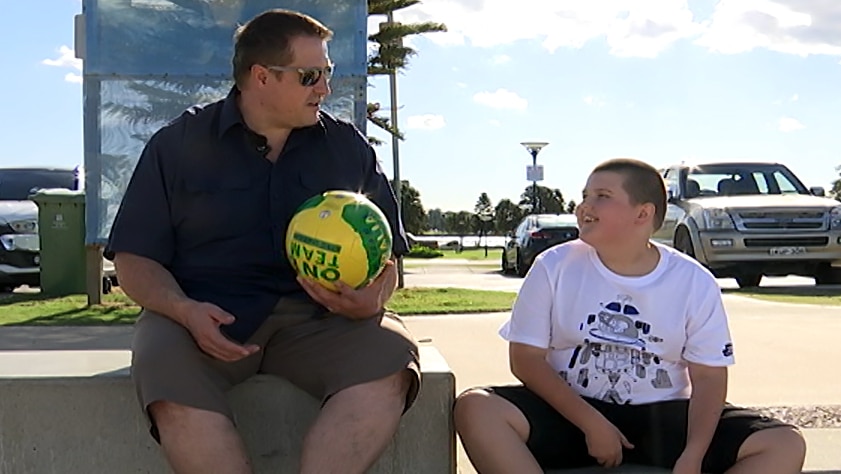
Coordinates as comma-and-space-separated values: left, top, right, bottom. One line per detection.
387, 287, 515, 314
724, 286, 841, 306
404, 248, 502, 261
0, 287, 516, 326
0, 291, 140, 326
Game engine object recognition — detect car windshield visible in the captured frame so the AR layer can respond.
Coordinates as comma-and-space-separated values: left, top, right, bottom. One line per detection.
536, 215, 578, 227
686, 164, 809, 198
0, 169, 77, 201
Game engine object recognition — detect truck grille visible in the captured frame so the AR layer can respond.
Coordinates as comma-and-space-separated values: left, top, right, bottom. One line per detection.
735, 210, 827, 231
743, 237, 829, 248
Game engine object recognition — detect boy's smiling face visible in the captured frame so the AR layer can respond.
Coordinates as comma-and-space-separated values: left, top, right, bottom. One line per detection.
576, 171, 652, 248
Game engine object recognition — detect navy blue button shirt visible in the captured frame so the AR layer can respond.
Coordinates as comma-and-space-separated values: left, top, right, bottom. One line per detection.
106, 88, 409, 343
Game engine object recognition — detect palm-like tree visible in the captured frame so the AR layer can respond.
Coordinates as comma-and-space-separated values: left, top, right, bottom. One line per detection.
366, 0, 446, 144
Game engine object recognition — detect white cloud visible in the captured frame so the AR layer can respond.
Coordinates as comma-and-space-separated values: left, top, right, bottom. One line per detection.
43, 45, 82, 70
407, 114, 446, 130
393, 0, 701, 58
583, 96, 606, 107
473, 88, 528, 110
456, 82, 468, 88
695, 0, 841, 58
488, 119, 502, 127
65, 73, 83, 84
491, 54, 511, 64
790, 93, 799, 101
43, 45, 82, 83
778, 116, 805, 132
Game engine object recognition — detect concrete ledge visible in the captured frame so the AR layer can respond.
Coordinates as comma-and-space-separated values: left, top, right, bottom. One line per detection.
0, 345, 455, 474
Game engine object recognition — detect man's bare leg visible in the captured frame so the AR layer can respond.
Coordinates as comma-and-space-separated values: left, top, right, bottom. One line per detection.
454, 389, 543, 474
150, 401, 252, 474
299, 370, 412, 474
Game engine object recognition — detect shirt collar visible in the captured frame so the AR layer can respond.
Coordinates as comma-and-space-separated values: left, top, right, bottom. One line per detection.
217, 86, 328, 138
217, 86, 243, 138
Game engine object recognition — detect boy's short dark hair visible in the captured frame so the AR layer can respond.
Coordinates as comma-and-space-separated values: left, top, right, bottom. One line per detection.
232, 9, 333, 87
592, 158, 667, 231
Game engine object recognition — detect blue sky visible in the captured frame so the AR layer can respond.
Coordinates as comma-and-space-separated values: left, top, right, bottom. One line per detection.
3, 0, 841, 213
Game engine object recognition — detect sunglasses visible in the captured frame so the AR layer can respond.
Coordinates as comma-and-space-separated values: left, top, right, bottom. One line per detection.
264, 64, 334, 87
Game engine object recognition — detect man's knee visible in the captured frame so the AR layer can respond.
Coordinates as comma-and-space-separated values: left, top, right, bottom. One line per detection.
149, 401, 232, 434
335, 369, 414, 411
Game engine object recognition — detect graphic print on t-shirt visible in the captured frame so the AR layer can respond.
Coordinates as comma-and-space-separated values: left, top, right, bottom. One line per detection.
559, 294, 673, 404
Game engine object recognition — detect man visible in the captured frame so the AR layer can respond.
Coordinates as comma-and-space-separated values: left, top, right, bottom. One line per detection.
106, 9, 418, 474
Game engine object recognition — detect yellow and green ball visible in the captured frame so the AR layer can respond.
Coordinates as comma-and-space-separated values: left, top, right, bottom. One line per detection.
286, 190, 393, 291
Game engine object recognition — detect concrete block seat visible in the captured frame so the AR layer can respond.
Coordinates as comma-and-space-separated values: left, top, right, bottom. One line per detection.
0, 346, 455, 473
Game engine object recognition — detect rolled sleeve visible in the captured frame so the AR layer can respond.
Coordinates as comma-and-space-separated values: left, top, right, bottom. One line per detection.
105, 130, 176, 266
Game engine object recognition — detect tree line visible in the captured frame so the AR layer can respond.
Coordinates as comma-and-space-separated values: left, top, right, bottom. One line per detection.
396, 181, 576, 236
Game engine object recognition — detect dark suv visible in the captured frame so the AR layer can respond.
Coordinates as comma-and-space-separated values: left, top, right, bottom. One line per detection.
0, 167, 79, 291
502, 213, 579, 277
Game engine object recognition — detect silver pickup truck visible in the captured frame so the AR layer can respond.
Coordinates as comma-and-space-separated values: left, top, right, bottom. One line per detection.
653, 162, 841, 288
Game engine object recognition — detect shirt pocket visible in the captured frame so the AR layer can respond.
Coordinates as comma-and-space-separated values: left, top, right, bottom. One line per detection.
294, 167, 365, 208
177, 172, 265, 242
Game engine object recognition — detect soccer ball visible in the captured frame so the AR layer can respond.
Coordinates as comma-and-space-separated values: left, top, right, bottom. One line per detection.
286, 190, 393, 291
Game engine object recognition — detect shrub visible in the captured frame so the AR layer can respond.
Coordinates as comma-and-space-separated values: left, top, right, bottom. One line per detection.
406, 245, 444, 259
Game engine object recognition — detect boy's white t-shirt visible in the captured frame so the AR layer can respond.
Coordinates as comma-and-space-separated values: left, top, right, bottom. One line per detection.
500, 239, 734, 405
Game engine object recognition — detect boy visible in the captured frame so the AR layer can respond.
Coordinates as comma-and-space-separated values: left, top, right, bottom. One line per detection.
454, 158, 805, 473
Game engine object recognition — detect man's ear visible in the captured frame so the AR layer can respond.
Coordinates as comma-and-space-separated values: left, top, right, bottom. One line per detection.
250, 64, 269, 86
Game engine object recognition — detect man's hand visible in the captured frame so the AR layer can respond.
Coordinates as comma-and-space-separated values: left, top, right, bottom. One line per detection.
672, 450, 704, 474
181, 301, 260, 362
582, 415, 635, 468
297, 260, 395, 320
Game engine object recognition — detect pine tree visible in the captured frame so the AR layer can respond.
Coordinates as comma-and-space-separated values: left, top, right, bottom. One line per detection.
366, 0, 446, 144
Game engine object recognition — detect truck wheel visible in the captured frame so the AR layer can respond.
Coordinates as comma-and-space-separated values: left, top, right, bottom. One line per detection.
674, 228, 695, 258
501, 251, 510, 274
815, 266, 841, 285
516, 252, 529, 278
735, 273, 762, 288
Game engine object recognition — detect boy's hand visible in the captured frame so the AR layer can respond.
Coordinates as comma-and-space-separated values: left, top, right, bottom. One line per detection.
672, 450, 703, 474
582, 416, 634, 468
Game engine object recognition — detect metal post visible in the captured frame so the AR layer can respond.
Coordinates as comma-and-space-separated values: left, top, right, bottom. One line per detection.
531, 149, 538, 213
387, 11, 404, 289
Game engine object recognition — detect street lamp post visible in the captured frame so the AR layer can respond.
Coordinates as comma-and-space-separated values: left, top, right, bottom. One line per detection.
385, 12, 404, 289
520, 142, 549, 214
477, 210, 494, 257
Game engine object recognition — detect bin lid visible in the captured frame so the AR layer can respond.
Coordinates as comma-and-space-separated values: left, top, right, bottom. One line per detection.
30, 188, 85, 204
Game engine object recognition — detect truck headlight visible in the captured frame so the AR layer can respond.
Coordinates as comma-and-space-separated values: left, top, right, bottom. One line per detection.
703, 208, 735, 230
9, 219, 37, 233
831, 206, 841, 230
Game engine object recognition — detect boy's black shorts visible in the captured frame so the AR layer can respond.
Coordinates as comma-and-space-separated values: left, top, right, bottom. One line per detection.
487, 384, 794, 473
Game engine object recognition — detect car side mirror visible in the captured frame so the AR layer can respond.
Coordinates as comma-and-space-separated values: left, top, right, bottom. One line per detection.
667, 184, 680, 203
810, 186, 826, 197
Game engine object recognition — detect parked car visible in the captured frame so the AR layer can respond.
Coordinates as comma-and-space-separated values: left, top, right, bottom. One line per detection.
0, 167, 80, 291
502, 213, 579, 277
652, 161, 841, 288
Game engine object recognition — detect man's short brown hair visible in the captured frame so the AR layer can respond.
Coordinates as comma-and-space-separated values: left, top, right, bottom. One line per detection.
592, 158, 667, 231
232, 9, 333, 87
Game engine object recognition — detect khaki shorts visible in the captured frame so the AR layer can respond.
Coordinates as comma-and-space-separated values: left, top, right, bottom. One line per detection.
131, 298, 420, 441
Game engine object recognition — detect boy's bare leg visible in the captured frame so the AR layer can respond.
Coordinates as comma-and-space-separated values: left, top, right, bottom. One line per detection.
299, 370, 411, 474
454, 389, 543, 474
726, 426, 806, 474
151, 401, 252, 474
